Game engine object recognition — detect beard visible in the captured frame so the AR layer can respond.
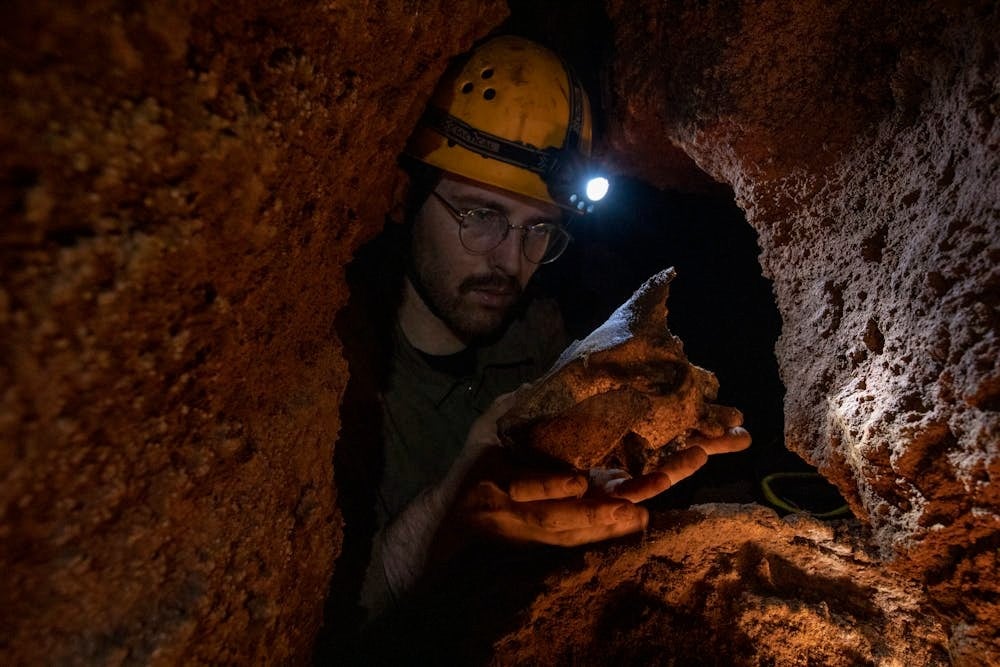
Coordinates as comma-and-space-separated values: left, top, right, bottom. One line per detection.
409, 239, 523, 342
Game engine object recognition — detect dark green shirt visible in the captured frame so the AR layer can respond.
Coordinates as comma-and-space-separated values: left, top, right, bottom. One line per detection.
376, 298, 567, 527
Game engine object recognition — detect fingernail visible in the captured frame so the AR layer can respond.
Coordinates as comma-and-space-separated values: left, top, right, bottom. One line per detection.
564, 477, 586, 495
612, 503, 636, 521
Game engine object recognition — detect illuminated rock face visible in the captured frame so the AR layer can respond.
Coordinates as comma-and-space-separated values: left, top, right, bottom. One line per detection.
0, 2, 504, 663
604, 0, 999, 658
494, 505, 951, 666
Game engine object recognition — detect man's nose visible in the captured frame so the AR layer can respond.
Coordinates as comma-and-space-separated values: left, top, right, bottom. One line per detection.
489, 228, 523, 276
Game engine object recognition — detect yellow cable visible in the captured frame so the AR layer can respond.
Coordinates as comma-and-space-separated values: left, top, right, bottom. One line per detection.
761, 472, 850, 518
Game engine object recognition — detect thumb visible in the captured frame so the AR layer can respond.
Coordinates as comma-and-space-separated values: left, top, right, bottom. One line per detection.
486, 390, 519, 420
459, 392, 519, 477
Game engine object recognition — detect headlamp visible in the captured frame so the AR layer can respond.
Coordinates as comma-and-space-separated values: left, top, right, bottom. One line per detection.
543, 147, 611, 215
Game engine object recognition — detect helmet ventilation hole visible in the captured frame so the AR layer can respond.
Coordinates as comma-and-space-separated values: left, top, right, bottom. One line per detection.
481, 67, 494, 79
483, 88, 496, 100
461, 81, 474, 94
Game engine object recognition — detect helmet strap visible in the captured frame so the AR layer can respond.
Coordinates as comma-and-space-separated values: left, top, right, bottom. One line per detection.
420, 106, 559, 176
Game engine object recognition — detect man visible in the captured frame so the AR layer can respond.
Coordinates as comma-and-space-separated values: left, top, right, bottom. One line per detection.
336, 35, 750, 630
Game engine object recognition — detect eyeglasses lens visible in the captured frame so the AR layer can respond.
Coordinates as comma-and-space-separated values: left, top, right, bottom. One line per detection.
458, 208, 569, 264
459, 210, 509, 253
523, 225, 556, 263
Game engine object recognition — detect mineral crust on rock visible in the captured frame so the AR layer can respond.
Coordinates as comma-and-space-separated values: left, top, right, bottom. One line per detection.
499, 268, 736, 474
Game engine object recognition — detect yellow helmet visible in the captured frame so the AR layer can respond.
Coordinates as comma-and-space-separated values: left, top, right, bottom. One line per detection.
406, 36, 606, 213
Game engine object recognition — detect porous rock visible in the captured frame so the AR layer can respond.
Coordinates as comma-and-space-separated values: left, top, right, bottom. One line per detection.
0, 2, 505, 663
604, 0, 999, 658
499, 268, 733, 475
493, 504, 950, 666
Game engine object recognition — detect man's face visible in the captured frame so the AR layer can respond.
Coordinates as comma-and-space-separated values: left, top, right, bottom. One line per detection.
409, 173, 563, 341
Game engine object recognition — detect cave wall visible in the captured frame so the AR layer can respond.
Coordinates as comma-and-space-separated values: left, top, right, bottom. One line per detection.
4, 0, 998, 662
0, 1, 505, 662
603, 0, 999, 654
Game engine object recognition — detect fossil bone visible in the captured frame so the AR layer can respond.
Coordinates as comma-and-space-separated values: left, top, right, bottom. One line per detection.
498, 268, 735, 475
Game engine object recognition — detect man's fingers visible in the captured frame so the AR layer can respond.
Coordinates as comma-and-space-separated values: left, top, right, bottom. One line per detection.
687, 427, 752, 455
469, 507, 648, 546
653, 445, 709, 486
509, 473, 587, 502
457, 479, 511, 513
517, 497, 639, 531
496, 502, 648, 546
537, 509, 649, 547
605, 472, 672, 503
458, 426, 750, 547
466, 495, 646, 539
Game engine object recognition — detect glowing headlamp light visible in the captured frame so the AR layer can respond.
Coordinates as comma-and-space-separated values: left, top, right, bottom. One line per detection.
586, 176, 609, 202
544, 149, 611, 215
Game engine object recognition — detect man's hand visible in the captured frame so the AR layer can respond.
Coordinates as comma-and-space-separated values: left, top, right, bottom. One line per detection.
450, 457, 649, 547
442, 392, 646, 547
588, 427, 752, 503
444, 394, 750, 548
369, 394, 751, 615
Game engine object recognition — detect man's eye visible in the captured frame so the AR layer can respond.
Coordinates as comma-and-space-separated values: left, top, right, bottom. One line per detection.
468, 209, 505, 226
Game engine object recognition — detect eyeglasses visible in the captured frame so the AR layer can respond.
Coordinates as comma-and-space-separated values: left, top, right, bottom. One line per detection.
430, 191, 572, 264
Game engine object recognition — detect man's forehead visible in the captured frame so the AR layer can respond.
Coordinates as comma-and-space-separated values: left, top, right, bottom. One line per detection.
438, 173, 563, 221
